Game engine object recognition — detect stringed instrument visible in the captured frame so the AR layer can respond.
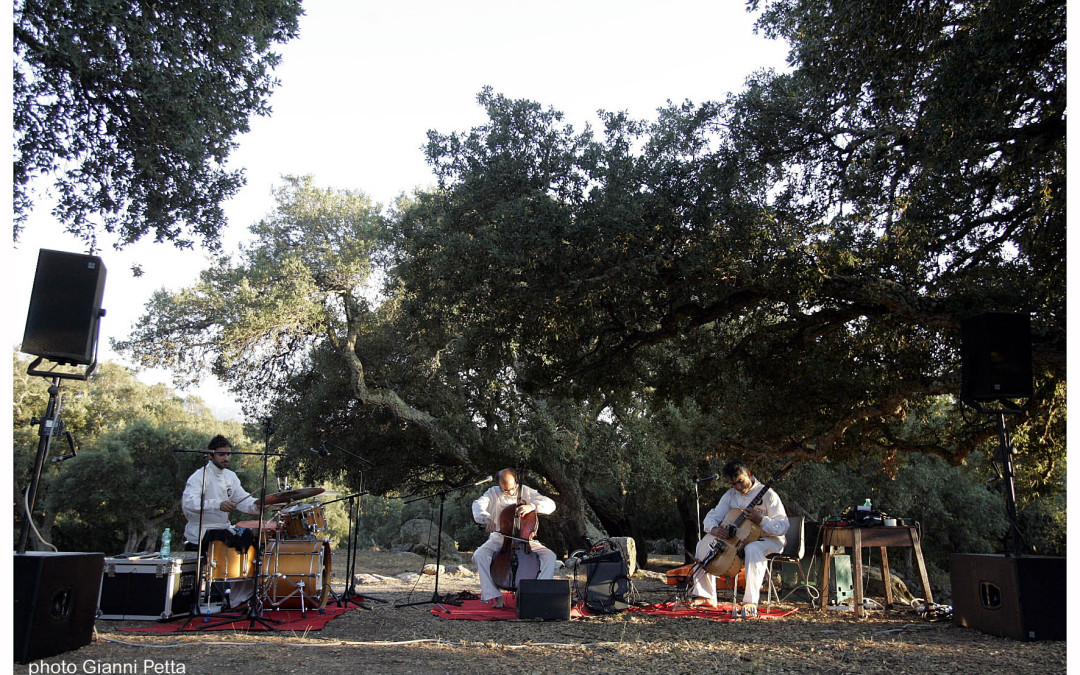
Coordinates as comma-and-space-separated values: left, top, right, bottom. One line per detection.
699, 459, 797, 578
488, 462, 541, 590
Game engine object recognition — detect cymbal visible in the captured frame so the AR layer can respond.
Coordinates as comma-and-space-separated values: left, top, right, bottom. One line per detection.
260, 487, 325, 505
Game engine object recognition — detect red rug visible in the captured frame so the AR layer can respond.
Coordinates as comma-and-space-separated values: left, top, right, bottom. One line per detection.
431, 592, 588, 620
119, 604, 359, 633
628, 600, 799, 622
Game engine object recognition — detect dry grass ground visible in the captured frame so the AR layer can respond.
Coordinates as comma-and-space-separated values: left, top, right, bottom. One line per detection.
16, 550, 1066, 674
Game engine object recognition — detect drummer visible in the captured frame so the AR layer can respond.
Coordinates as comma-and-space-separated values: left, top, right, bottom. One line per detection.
181, 435, 267, 550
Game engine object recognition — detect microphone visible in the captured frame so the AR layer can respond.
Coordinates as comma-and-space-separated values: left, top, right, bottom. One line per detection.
308, 443, 331, 458
471, 475, 494, 487
695, 473, 719, 483
50, 453, 77, 464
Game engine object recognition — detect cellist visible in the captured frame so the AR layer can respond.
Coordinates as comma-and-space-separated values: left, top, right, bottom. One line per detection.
471, 468, 557, 608
689, 459, 789, 618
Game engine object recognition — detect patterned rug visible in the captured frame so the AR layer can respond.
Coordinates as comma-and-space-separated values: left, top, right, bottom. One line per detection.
118, 603, 361, 633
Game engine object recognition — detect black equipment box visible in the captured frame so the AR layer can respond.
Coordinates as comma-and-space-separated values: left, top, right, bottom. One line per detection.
99, 555, 197, 620
515, 579, 571, 620
15, 551, 104, 664
950, 553, 1065, 641
582, 551, 630, 614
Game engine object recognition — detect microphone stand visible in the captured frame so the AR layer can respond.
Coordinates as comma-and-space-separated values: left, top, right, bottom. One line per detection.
395, 477, 490, 609
313, 442, 383, 608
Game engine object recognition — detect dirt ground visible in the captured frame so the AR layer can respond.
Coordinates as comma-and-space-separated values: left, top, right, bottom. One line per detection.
17, 550, 1066, 674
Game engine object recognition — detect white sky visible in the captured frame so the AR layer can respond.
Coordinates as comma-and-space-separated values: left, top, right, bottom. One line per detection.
5, 0, 791, 421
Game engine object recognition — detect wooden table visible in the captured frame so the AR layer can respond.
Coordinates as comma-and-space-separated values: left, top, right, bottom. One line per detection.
819, 525, 934, 618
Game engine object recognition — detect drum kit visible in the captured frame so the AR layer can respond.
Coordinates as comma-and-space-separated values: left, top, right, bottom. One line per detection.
201, 486, 334, 613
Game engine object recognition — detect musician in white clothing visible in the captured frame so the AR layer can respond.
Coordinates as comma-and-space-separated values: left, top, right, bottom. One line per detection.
689, 459, 788, 618
471, 468, 557, 608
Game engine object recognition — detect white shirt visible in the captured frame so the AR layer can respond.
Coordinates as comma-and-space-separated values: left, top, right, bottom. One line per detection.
472, 484, 555, 542
182, 462, 260, 544
703, 477, 789, 543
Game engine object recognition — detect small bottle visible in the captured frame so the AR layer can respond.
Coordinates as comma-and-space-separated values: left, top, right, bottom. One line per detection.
858, 499, 872, 511
160, 527, 172, 558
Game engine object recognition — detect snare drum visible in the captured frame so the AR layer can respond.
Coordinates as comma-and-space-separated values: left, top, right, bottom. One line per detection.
262, 539, 331, 609
205, 539, 256, 580
280, 502, 326, 539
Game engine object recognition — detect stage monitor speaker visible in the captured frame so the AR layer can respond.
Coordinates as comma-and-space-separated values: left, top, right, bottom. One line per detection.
950, 553, 1065, 641
960, 312, 1032, 401
515, 579, 571, 620
582, 553, 630, 614
21, 249, 107, 366
14, 551, 105, 663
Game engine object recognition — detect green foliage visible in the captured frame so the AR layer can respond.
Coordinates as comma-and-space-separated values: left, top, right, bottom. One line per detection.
114, 3, 1064, 566
13, 0, 302, 247
13, 352, 253, 553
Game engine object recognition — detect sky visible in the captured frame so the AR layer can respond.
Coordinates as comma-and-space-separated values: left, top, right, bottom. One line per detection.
6, 0, 791, 422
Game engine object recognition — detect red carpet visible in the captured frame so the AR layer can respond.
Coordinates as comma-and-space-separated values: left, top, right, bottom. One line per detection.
628, 600, 799, 622
432, 592, 588, 620
119, 604, 360, 633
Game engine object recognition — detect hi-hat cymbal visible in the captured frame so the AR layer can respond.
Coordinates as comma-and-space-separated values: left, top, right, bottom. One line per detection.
261, 487, 325, 505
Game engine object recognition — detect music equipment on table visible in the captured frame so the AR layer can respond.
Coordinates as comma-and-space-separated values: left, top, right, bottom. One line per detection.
490, 461, 542, 591
262, 539, 332, 610
98, 555, 197, 620
15, 552, 104, 664
21, 249, 107, 367
516, 579, 571, 620
699, 459, 797, 578
950, 553, 1065, 641
280, 501, 327, 539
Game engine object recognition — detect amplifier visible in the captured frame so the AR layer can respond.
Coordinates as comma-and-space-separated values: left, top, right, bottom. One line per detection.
950, 553, 1065, 641
14, 552, 104, 664
515, 579, 571, 620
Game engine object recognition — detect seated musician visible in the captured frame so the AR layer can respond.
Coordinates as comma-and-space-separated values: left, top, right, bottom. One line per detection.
689, 459, 788, 618
181, 435, 265, 607
471, 468, 557, 608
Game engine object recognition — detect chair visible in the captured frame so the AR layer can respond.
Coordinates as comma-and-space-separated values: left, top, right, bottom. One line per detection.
765, 516, 819, 610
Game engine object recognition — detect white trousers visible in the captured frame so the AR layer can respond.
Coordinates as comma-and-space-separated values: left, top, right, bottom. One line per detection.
692, 533, 784, 605
472, 535, 557, 602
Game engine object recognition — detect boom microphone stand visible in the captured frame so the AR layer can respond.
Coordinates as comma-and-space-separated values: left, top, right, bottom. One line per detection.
309, 441, 385, 608
395, 476, 493, 609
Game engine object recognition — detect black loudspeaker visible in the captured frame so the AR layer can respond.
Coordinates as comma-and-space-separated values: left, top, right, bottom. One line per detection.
582, 552, 630, 614
14, 552, 105, 663
950, 553, 1065, 641
515, 579, 571, 620
960, 312, 1032, 401
21, 249, 107, 366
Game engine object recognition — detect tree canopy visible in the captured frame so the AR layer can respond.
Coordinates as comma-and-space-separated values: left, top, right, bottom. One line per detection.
116, 1, 1065, 560
13, 0, 303, 248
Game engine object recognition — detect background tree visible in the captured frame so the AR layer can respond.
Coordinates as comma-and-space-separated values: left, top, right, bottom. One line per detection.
116, 1, 1064, 569
13, 352, 254, 553
13, 0, 303, 248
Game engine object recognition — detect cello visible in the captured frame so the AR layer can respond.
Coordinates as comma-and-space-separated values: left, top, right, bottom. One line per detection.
700, 459, 796, 578
489, 462, 542, 590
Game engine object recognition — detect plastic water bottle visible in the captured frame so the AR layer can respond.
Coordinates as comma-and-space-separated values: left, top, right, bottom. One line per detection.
160, 528, 172, 558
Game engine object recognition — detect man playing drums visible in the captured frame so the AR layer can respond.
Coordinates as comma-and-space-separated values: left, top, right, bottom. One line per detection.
181, 435, 267, 607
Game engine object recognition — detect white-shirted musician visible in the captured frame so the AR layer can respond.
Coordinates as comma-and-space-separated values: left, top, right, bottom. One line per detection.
689, 459, 788, 618
181, 435, 264, 548
181, 434, 266, 608
471, 468, 557, 608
